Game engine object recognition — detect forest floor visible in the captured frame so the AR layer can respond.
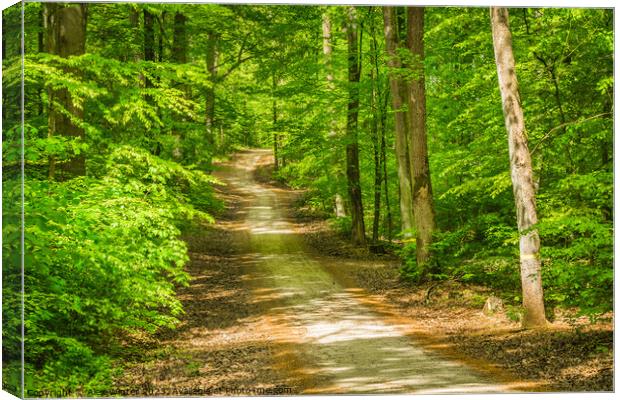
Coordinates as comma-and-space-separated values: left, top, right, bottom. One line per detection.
289, 204, 614, 393
116, 149, 612, 395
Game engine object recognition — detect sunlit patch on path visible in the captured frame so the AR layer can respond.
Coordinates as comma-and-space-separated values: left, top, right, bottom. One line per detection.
223, 150, 517, 394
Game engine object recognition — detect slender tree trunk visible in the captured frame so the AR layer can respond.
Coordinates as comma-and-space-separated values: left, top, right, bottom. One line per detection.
491, 7, 547, 328
38, 6, 44, 115
171, 11, 187, 161
44, 3, 87, 179
38, 6, 44, 52
143, 8, 161, 155
370, 14, 382, 246
383, 6, 414, 237
143, 8, 155, 88
345, 6, 366, 246
380, 110, 393, 241
322, 12, 347, 218
172, 12, 187, 63
272, 73, 279, 171
129, 6, 141, 63
406, 7, 436, 270
322, 13, 335, 96
378, 72, 393, 241
205, 32, 218, 152
159, 11, 166, 62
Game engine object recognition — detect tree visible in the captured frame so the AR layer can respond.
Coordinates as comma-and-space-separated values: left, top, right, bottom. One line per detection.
143, 8, 155, 82
172, 12, 187, 64
272, 72, 279, 170
345, 6, 366, 245
405, 7, 436, 270
490, 7, 547, 328
322, 11, 347, 218
44, 3, 87, 179
369, 9, 383, 247
205, 31, 218, 151
383, 6, 414, 237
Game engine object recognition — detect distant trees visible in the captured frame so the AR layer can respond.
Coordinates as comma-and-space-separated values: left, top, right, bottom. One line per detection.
490, 7, 547, 328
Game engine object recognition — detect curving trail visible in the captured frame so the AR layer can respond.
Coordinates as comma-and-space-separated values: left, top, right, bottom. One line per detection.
212, 149, 521, 394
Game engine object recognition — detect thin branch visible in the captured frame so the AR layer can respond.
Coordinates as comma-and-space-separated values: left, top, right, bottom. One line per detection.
530, 112, 612, 155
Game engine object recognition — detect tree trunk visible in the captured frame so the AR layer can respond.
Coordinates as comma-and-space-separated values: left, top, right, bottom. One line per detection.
44, 3, 87, 179
383, 6, 414, 237
380, 110, 393, 241
370, 13, 382, 246
205, 32, 219, 152
143, 8, 155, 88
345, 6, 366, 246
38, 6, 44, 115
322, 12, 347, 218
322, 13, 335, 95
490, 7, 547, 328
272, 73, 279, 171
158, 11, 166, 62
171, 11, 187, 161
172, 12, 187, 63
406, 7, 436, 270
129, 6, 140, 62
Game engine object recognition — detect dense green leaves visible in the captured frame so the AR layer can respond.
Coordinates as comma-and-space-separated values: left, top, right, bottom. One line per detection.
3, 147, 218, 393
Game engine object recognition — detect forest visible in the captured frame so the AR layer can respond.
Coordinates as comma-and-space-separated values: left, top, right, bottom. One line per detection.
1, 1, 614, 396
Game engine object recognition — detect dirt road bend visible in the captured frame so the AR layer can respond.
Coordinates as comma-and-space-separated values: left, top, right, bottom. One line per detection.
205, 149, 521, 394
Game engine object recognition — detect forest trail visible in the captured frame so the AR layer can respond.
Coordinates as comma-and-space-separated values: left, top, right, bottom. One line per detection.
206, 149, 519, 394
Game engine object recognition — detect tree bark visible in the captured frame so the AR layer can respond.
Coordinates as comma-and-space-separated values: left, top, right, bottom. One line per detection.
322, 12, 347, 218
172, 12, 187, 64
406, 7, 436, 270
143, 8, 155, 88
205, 32, 219, 152
158, 11, 166, 62
44, 3, 87, 179
322, 13, 335, 94
380, 108, 393, 241
370, 13, 382, 246
129, 6, 141, 63
383, 6, 414, 237
345, 6, 366, 246
171, 11, 187, 161
490, 7, 547, 328
272, 73, 279, 171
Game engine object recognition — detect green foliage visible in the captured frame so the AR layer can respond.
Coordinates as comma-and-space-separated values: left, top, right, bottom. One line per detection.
3, 147, 218, 393
328, 216, 352, 237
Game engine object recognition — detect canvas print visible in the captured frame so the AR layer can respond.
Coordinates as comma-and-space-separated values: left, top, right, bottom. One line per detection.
1, 1, 614, 397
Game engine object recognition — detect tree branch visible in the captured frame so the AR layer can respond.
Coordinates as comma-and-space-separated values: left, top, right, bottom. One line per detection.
530, 112, 612, 155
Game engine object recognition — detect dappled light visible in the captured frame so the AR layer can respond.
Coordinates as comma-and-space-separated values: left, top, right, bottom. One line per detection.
203, 150, 516, 394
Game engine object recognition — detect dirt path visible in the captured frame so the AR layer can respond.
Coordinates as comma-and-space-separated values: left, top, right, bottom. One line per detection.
210, 149, 529, 394
118, 149, 538, 395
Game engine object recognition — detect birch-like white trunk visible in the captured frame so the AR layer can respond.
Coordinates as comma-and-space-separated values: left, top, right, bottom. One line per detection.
490, 7, 547, 328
